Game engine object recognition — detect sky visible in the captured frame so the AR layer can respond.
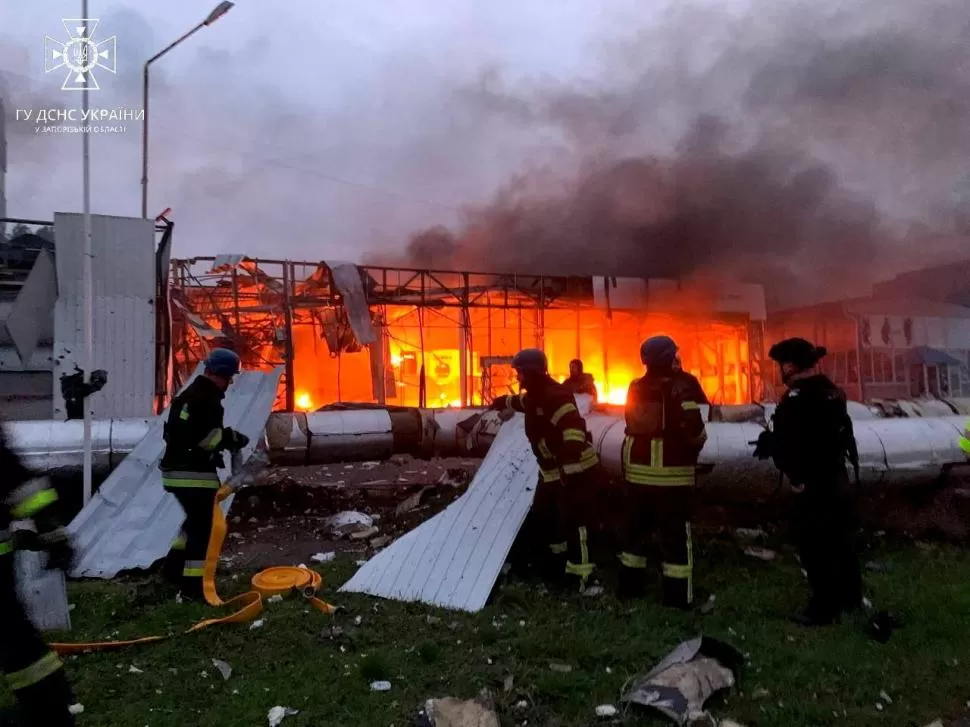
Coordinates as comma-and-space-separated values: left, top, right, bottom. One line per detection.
1, 0, 968, 281
0, 0, 649, 260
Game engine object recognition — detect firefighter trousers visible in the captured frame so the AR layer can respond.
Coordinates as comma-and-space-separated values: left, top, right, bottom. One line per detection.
618, 484, 694, 608
163, 485, 218, 599
536, 470, 599, 590
792, 474, 863, 620
0, 554, 76, 726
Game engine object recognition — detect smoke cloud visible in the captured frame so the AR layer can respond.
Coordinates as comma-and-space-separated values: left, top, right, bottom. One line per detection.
381, 0, 970, 308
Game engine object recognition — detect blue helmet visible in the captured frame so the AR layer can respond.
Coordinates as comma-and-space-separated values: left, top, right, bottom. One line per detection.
511, 348, 548, 374
204, 348, 241, 378
640, 335, 678, 368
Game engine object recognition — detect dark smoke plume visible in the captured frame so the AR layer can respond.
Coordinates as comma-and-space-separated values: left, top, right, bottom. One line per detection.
383, 0, 970, 308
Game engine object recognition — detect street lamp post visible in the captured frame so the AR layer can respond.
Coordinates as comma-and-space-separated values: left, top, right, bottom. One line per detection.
81, 0, 94, 506
140, 1, 234, 219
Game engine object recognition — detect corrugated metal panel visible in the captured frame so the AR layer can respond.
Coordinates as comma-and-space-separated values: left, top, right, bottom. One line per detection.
68, 367, 282, 579
52, 213, 156, 419
324, 260, 377, 346
4, 250, 56, 365
340, 413, 538, 612
17, 549, 70, 632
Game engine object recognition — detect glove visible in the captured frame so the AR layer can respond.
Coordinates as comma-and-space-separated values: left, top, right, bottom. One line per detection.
751, 430, 774, 460
35, 527, 75, 572
489, 395, 510, 412
224, 428, 250, 452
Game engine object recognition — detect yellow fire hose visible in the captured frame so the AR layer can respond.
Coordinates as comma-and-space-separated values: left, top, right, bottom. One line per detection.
51, 485, 336, 655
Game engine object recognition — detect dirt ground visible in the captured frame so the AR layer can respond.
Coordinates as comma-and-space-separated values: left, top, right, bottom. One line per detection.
220, 454, 970, 573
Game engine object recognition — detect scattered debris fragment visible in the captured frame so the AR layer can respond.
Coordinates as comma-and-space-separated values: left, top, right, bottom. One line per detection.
549, 662, 573, 673
212, 659, 233, 680
865, 561, 892, 573
420, 694, 500, 727
128, 665, 143, 674
502, 675, 514, 693
267, 594, 284, 604
734, 528, 766, 540
438, 469, 472, 488
879, 690, 893, 705
311, 551, 336, 564
718, 720, 748, 727
751, 687, 770, 700
68, 704, 84, 715
622, 636, 744, 725
595, 704, 618, 718
267, 706, 299, 726
699, 595, 716, 615
349, 526, 380, 541
369, 535, 393, 548
396, 487, 433, 516
249, 619, 265, 631
325, 511, 374, 538
743, 547, 776, 562
922, 720, 944, 727
583, 585, 605, 597
370, 680, 392, 692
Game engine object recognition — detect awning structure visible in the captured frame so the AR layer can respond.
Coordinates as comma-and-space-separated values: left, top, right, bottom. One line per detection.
903, 346, 967, 368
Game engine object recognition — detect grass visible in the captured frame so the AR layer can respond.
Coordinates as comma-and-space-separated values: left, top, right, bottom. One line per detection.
4, 537, 970, 726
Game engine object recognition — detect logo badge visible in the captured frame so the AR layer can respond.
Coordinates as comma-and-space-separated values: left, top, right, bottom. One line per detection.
45, 19, 117, 91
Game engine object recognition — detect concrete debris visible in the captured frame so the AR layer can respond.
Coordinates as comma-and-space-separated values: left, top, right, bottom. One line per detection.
751, 687, 770, 699
438, 469, 472, 488
734, 528, 766, 540
623, 637, 744, 725
68, 704, 84, 715
583, 585, 605, 597
325, 511, 375, 537
249, 619, 265, 631
421, 696, 500, 727
595, 704, 618, 718
396, 487, 433, 516
922, 721, 944, 727
549, 663, 573, 673
128, 665, 143, 674
349, 526, 380, 541
311, 552, 336, 563
267, 706, 299, 726
743, 547, 776, 562
879, 690, 893, 704
369, 535, 393, 548
212, 659, 232, 680
267, 595, 284, 604
370, 681, 392, 692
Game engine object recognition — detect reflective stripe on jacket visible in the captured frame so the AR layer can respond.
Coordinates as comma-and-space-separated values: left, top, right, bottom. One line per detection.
508, 377, 599, 480
622, 371, 707, 486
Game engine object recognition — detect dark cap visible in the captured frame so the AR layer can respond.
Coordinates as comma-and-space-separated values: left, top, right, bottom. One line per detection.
768, 338, 827, 368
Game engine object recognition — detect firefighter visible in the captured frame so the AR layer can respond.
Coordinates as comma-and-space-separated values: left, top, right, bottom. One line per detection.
160, 349, 250, 601
490, 348, 602, 590
753, 337, 864, 626
1, 426, 78, 726
563, 359, 598, 403
960, 420, 970, 459
618, 336, 708, 608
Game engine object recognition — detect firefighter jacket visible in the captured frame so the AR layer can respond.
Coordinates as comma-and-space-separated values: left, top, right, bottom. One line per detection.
563, 373, 598, 403
1, 427, 61, 557
622, 370, 707, 486
960, 420, 970, 459
160, 376, 235, 489
768, 374, 856, 487
498, 376, 600, 483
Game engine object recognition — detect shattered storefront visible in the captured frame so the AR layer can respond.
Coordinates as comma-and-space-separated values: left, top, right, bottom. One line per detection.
170, 257, 769, 411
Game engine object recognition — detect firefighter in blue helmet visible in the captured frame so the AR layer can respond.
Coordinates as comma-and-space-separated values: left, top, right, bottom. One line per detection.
160, 349, 250, 600
754, 337, 863, 626
1, 425, 78, 726
491, 349, 603, 590
618, 336, 708, 608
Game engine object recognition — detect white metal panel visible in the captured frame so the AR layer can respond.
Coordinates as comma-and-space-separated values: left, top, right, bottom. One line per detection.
5, 250, 57, 365
341, 413, 538, 612
52, 213, 156, 420
324, 261, 377, 346
68, 368, 282, 579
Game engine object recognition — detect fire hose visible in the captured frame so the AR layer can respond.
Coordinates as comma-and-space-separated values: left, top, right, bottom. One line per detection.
50, 482, 336, 655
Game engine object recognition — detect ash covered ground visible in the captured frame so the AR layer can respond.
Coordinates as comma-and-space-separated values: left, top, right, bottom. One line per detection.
221, 455, 970, 572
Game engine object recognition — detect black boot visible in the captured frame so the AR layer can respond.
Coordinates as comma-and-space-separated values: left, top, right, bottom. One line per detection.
14, 670, 77, 727
617, 565, 647, 600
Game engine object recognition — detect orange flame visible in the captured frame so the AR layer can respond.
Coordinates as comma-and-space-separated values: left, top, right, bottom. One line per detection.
295, 392, 314, 411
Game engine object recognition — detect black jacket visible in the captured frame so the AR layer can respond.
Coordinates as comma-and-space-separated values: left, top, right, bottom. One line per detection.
770, 374, 857, 486
1, 427, 35, 534
159, 376, 229, 475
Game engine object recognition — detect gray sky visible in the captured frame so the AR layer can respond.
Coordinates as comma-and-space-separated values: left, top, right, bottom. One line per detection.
0, 0, 647, 260
2, 0, 968, 271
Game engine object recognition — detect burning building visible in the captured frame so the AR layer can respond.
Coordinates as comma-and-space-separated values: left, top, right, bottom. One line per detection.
169, 257, 769, 412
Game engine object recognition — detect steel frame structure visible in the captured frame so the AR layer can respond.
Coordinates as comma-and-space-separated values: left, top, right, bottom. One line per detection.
169, 257, 768, 409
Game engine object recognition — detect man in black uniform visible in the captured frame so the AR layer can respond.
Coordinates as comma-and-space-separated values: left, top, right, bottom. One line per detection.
754, 337, 863, 626
1, 426, 78, 726
491, 348, 603, 591
617, 336, 708, 607
160, 349, 249, 601
563, 359, 598, 403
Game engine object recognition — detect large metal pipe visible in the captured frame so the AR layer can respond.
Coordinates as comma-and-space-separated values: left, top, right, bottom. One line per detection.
6, 406, 967, 491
